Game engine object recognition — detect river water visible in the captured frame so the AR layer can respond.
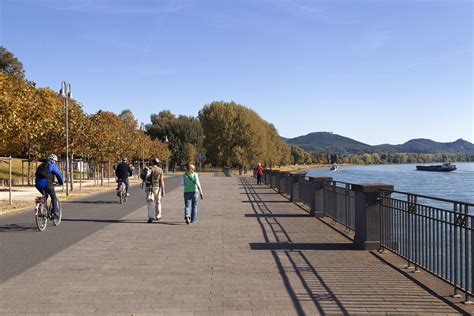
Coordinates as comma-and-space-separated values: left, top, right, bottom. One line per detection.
306, 162, 474, 208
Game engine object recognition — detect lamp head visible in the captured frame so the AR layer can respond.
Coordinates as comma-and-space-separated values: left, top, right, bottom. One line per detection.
58, 88, 67, 99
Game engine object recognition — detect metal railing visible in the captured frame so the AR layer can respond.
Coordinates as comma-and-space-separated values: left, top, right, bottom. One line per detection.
261, 170, 473, 302
323, 181, 355, 231
379, 190, 473, 303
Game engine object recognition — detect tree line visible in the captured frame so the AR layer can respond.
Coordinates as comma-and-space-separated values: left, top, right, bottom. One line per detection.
0, 47, 170, 167
0, 47, 308, 171
3, 46, 469, 173
306, 152, 474, 165
145, 102, 302, 169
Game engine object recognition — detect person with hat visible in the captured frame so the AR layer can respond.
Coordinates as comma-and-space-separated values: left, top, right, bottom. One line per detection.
147, 158, 165, 223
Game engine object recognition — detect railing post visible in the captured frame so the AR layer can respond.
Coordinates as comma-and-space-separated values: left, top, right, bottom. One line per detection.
353, 183, 394, 250
297, 174, 307, 203
264, 169, 270, 185
269, 170, 276, 188
308, 176, 333, 217
290, 173, 300, 202
278, 171, 286, 194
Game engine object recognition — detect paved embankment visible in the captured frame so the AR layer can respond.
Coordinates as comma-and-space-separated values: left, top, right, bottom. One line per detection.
0, 174, 462, 314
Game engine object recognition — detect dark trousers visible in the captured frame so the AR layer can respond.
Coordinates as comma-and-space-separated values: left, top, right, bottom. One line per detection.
257, 174, 262, 185
36, 185, 59, 214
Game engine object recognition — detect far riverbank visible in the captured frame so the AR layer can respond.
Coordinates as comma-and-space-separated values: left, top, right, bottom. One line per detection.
306, 162, 474, 206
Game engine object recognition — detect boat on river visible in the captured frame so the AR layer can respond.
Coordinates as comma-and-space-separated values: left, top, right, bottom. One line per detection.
416, 163, 457, 172
330, 163, 340, 171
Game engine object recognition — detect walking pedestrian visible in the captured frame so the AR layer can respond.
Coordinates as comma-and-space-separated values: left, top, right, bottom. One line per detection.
180, 162, 204, 224
255, 162, 264, 185
147, 158, 165, 223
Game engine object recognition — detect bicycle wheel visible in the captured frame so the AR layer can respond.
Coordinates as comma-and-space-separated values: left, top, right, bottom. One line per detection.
35, 203, 47, 232
53, 201, 62, 226
119, 191, 123, 204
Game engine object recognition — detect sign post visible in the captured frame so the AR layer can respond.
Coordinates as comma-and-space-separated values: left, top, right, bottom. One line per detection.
197, 153, 203, 172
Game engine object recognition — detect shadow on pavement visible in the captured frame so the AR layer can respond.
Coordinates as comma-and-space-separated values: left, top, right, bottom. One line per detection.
244, 213, 311, 218
156, 221, 187, 226
62, 218, 146, 224
249, 242, 357, 251
0, 223, 38, 233
63, 200, 118, 204
240, 177, 349, 315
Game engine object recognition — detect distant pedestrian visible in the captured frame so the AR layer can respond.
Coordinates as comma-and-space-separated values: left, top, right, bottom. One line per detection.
146, 158, 165, 223
255, 162, 264, 185
180, 162, 204, 224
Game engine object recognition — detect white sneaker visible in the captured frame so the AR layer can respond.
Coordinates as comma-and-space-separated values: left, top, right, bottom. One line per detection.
156, 215, 162, 220
126, 193, 130, 197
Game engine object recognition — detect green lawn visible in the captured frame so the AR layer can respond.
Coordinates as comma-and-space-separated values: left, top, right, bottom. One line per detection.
0, 157, 26, 180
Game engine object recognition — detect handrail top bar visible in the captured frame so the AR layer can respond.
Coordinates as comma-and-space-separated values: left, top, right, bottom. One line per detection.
327, 180, 354, 186
380, 188, 474, 207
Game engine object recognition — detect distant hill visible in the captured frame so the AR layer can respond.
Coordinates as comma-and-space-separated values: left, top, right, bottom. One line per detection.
284, 132, 474, 154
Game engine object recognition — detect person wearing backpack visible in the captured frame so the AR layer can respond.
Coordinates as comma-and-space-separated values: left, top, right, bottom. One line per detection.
146, 158, 165, 223
115, 157, 133, 196
180, 162, 204, 224
35, 154, 64, 218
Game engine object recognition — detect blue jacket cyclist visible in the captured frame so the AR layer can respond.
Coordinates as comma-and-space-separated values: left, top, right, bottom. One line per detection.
35, 154, 64, 217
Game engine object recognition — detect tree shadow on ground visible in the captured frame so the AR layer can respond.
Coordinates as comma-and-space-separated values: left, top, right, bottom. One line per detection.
0, 223, 38, 232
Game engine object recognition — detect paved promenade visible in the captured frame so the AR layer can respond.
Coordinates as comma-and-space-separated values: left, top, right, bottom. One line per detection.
0, 174, 461, 315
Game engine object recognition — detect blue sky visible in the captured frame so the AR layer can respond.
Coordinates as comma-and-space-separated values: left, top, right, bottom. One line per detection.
1, 0, 472, 145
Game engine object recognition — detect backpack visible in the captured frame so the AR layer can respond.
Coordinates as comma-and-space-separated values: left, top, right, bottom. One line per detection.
35, 162, 50, 179
140, 167, 153, 187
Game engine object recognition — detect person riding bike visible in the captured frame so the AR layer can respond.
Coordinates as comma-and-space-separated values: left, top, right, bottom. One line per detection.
115, 157, 133, 196
35, 154, 64, 218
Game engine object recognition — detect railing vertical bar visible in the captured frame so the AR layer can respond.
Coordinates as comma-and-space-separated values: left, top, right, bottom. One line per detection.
444, 209, 448, 281
469, 216, 474, 302
423, 205, 429, 267
464, 204, 470, 303
454, 203, 460, 297
403, 199, 408, 265
413, 196, 419, 272
436, 208, 440, 276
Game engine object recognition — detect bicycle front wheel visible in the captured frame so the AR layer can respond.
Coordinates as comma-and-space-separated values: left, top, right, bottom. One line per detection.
35, 204, 47, 232
53, 201, 62, 226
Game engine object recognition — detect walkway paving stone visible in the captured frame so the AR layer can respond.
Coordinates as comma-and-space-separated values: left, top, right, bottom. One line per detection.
0, 174, 460, 315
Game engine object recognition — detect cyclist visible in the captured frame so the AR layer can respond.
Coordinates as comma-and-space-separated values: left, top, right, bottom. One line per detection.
35, 154, 64, 218
115, 157, 133, 196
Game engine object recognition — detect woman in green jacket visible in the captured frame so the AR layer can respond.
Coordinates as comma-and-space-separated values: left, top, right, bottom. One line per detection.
180, 162, 204, 224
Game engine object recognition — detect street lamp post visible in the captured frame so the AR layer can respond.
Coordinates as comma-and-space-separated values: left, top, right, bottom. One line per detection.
140, 123, 145, 170
58, 81, 72, 196
164, 136, 169, 174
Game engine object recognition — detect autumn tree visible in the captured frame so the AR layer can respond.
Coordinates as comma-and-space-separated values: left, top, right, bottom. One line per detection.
0, 46, 25, 79
147, 110, 203, 167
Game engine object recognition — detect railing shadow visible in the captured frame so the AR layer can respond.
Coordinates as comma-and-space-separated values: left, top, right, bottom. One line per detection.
240, 177, 350, 315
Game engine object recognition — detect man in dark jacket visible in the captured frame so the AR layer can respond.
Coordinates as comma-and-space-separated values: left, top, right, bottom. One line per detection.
115, 157, 133, 196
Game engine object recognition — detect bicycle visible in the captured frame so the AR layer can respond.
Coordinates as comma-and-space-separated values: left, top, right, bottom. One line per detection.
34, 194, 62, 232
117, 181, 127, 204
